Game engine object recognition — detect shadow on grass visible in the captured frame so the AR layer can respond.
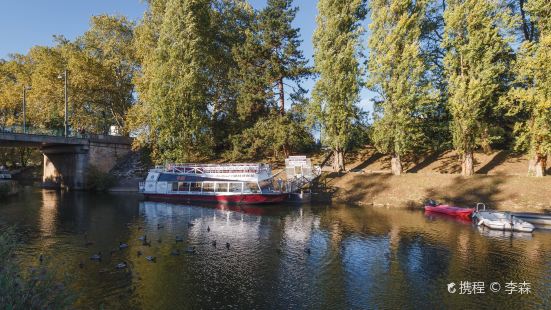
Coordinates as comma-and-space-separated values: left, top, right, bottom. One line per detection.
407, 151, 443, 173
336, 173, 393, 204
424, 175, 516, 209
476, 150, 509, 174
351, 152, 385, 172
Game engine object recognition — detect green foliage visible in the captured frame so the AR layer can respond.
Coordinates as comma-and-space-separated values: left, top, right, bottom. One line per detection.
226, 112, 314, 160
368, 0, 433, 163
443, 0, 515, 156
501, 0, 551, 158
310, 0, 366, 170
0, 227, 75, 308
86, 166, 116, 191
0, 15, 136, 135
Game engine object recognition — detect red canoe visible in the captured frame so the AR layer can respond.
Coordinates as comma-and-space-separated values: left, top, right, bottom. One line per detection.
424, 205, 474, 220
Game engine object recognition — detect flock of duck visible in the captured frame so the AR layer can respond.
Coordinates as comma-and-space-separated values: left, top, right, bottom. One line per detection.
73, 222, 233, 270
38, 216, 313, 271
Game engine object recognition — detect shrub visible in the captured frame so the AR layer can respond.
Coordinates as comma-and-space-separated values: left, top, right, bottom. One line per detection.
86, 166, 116, 191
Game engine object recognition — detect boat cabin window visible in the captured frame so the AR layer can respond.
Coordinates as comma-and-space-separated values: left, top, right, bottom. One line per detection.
229, 183, 242, 193
203, 182, 215, 193
190, 182, 202, 192
179, 182, 190, 191
243, 182, 260, 194
215, 182, 228, 193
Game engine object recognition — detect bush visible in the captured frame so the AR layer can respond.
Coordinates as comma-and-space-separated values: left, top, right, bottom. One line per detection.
87, 166, 116, 191
0, 183, 10, 197
0, 227, 75, 309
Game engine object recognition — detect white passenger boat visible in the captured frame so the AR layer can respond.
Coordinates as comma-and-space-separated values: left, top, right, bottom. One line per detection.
139, 163, 287, 205
472, 204, 535, 233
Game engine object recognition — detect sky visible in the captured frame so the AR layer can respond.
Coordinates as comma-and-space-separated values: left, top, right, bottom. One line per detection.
0, 0, 373, 112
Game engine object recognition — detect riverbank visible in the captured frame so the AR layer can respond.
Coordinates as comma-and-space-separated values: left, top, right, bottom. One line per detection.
322, 172, 551, 211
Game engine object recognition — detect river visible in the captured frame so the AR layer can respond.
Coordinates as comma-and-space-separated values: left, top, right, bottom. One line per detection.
1, 189, 550, 309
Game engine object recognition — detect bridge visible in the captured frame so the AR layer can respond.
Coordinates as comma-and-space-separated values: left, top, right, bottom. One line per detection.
0, 127, 132, 190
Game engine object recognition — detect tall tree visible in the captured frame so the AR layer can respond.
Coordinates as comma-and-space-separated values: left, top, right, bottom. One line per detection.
311, 0, 366, 172
258, 0, 310, 115
76, 15, 136, 132
136, 0, 214, 162
502, 0, 550, 176
368, 0, 431, 175
443, 0, 514, 176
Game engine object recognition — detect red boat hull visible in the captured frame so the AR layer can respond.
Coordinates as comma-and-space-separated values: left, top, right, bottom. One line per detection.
424, 205, 474, 219
144, 193, 288, 205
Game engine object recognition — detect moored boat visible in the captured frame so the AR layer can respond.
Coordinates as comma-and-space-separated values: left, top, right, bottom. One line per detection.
510, 212, 551, 226
424, 200, 474, 220
139, 163, 287, 205
472, 203, 535, 233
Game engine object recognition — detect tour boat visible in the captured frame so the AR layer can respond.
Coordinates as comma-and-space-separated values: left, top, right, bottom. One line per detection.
424, 201, 474, 220
139, 163, 288, 205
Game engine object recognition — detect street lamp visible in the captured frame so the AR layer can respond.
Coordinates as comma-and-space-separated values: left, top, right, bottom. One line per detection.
22, 85, 31, 133
57, 70, 68, 137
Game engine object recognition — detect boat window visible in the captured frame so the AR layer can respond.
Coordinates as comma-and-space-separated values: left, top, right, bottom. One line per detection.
215, 182, 228, 192
190, 182, 202, 192
203, 182, 215, 193
244, 182, 260, 193
229, 183, 242, 193
178, 182, 190, 191
172, 182, 178, 192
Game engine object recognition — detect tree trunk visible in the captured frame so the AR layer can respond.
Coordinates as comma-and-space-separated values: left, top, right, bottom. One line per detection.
461, 151, 474, 176
529, 154, 547, 177
391, 154, 402, 175
278, 77, 285, 115
332, 149, 345, 172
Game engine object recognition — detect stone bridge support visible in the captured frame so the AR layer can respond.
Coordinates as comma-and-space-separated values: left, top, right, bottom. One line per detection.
43, 145, 89, 190
41, 136, 132, 190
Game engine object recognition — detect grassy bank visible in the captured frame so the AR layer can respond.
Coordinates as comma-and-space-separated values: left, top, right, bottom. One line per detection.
323, 172, 551, 211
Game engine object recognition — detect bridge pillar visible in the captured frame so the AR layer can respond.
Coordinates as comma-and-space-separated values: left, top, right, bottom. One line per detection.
42, 145, 90, 190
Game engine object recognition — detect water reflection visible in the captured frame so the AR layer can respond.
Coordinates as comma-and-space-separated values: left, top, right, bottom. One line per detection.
0, 191, 549, 309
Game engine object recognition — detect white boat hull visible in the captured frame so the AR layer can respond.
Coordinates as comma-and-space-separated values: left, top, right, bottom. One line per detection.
473, 211, 535, 233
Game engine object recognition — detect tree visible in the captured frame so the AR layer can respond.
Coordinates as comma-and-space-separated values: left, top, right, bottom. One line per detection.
368, 0, 431, 175
310, 0, 366, 172
135, 0, 215, 162
502, 0, 550, 176
443, 0, 514, 176
258, 0, 310, 115
76, 14, 136, 133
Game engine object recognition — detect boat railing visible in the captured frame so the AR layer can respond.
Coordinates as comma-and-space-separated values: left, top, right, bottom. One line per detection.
476, 203, 486, 212
154, 163, 270, 175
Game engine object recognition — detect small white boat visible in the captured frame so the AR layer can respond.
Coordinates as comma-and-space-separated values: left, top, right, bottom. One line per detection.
510, 212, 551, 226
472, 203, 535, 233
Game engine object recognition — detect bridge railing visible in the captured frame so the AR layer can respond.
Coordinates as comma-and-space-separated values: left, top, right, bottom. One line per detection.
0, 125, 89, 139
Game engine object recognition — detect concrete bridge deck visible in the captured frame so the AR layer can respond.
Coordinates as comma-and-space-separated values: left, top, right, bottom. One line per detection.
0, 129, 132, 190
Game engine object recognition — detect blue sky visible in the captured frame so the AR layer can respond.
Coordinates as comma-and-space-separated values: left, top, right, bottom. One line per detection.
0, 0, 373, 112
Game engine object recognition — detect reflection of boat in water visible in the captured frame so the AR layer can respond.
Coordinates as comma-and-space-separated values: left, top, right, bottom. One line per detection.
0, 167, 17, 196
476, 225, 533, 240
473, 204, 535, 233
424, 210, 472, 224
139, 163, 287, 205
140, 200, 293, 218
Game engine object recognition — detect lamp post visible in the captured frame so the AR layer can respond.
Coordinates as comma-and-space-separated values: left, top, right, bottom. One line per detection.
58, 70, 68, 137
22, 86, 31, 133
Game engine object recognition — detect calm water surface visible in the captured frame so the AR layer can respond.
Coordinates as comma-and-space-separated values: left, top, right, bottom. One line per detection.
1, 189, 550, 309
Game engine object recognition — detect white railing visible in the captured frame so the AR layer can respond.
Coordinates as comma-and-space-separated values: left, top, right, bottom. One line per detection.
154, 163, 270, 175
